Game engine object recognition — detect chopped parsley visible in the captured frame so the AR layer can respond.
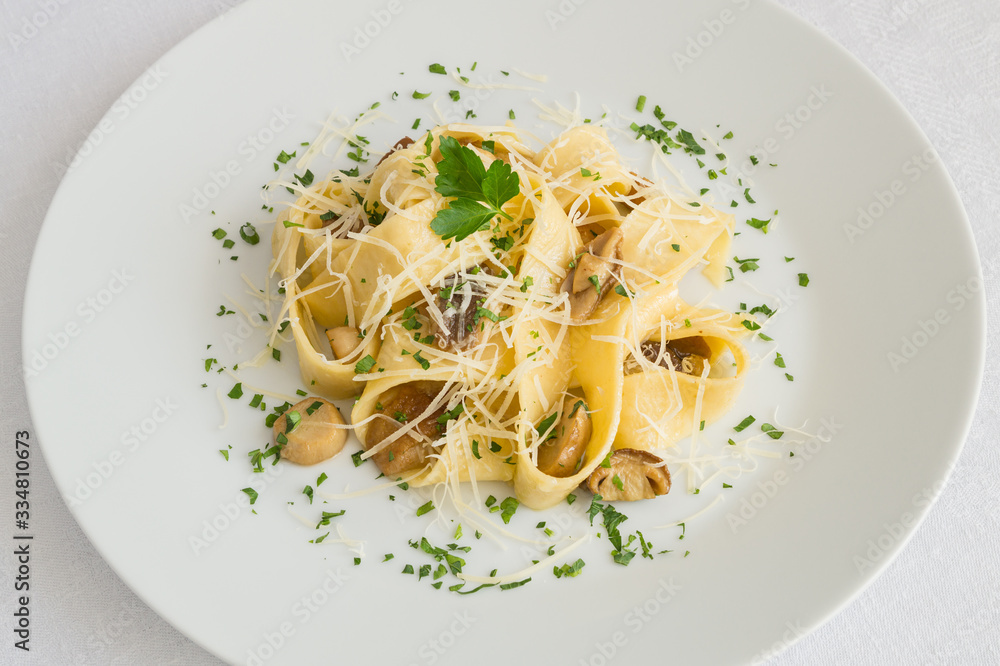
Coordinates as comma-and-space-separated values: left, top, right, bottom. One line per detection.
354, 355, 377, 374
553, 558, 586, 578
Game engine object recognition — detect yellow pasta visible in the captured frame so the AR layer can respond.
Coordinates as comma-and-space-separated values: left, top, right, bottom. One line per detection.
270, 122, 752, 506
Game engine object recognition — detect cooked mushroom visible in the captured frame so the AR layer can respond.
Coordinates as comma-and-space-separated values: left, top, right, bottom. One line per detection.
427, 269, 491, 352
624, 171, 653, 209
584, 449, 671, 501
536, 398, 592, 478
635, 336, 711, 376
326, 326, 362, 360
561, 227, 624, 321
272, 398, 347, 465
365, 383, 447, 477
375, 136, 414, 167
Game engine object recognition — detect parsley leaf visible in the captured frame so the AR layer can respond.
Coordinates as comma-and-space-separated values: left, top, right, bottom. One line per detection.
429, 136, 520, 242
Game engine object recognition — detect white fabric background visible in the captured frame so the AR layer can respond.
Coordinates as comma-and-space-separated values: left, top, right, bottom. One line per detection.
0, 1, 997, 664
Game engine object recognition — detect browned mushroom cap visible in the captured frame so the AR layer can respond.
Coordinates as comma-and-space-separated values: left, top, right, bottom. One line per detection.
365, 383, 447, 477
427, 269, 492, 352
375, 136, 414, 167
326, 326, 362, 360
536, 398, 592, 478
272, 398, 348, 465
561, 227, 624, 321
636, 336, 711, 376
584, 449, 671, 501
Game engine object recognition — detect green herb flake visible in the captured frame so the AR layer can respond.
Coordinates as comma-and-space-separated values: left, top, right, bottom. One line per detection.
553, 558, 586, 578
760, 423, 785, 440
354, 355, 377, 374
676, 129, 706, 154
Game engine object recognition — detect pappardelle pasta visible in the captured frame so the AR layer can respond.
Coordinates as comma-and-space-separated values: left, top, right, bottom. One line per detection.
270, 122, 754, 510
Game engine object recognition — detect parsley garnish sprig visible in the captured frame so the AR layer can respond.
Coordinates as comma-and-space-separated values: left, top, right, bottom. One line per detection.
429, 135, 520, 242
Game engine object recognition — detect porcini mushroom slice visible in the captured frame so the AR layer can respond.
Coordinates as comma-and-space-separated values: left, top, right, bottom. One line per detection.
428, 270, 491, 352
272, 398, 348, 465
638, 336, 711, 376
584, 449, 671, 501
561, 227, 624, 321
326, 326, 362, 360
536, 399, 592, 478
365, 383, 447, 477
375, 136, 414, 167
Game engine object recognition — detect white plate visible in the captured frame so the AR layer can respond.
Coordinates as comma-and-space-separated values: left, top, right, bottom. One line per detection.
23, 1, 985, 664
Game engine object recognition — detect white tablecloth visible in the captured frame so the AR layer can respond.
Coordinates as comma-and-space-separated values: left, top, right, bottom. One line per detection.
1, 1, 997, 663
